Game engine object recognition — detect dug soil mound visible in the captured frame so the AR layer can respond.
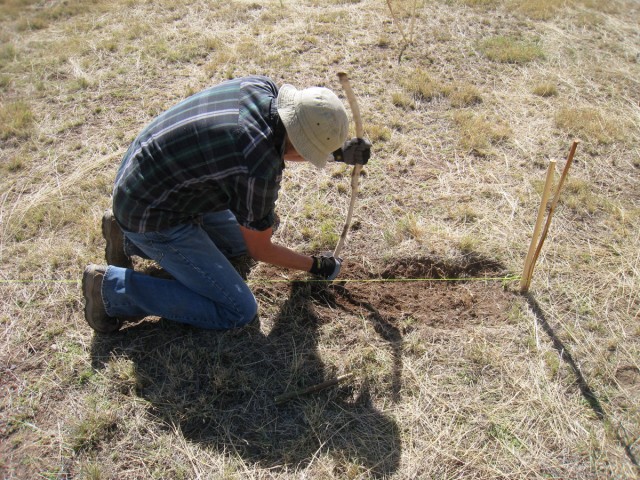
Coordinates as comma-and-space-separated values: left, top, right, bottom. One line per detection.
255, 255, 515, 331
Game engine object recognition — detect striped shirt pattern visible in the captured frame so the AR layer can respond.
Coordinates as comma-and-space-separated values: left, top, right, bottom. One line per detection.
112, 76, 286, 233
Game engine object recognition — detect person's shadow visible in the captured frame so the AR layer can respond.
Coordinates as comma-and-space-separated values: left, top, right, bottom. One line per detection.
90, 280, 401, 477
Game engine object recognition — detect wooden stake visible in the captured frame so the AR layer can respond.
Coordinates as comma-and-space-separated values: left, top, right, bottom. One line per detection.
274, 373, 354, 405
520, 159, 557, 292
520, 140, 580, 293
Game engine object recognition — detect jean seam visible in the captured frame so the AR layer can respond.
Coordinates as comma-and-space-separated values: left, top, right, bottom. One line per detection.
165, 243, 249, 322
102, 266, 140, 316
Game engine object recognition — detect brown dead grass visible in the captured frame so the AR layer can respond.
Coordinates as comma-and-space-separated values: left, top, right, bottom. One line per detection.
1, 0, 639, 479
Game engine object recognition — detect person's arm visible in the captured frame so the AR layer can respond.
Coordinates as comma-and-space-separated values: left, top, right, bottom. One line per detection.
239, 225, 313, 272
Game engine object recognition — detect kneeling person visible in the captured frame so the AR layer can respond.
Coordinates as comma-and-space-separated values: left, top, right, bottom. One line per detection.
82, 75, 370, 333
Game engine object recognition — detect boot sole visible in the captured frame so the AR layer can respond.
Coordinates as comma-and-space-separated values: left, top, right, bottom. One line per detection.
82, 266, 121, 334
102, 212, 132, 268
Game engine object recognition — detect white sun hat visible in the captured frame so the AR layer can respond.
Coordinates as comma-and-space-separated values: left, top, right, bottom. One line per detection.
276, 84, 349, 168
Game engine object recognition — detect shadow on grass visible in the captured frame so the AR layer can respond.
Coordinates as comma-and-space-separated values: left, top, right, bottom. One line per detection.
332, 285, 403, 404
525, 293, 639, 472
90, 281, 401, 477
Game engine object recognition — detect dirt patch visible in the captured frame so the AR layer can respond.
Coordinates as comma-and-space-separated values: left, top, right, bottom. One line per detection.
255, 255, 515, 331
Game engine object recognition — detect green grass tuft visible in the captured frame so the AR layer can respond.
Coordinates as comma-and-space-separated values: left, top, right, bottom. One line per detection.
0, 101, 34, 140
479, 36, 545, 63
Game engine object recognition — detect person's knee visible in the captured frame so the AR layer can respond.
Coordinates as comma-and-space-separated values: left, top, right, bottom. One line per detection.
235, 295, 258, 328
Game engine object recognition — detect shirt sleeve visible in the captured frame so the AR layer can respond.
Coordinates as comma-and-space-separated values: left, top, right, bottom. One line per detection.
231, 173, 282, 231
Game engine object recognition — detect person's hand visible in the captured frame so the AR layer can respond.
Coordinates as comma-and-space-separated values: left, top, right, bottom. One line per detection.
309, 254, 342, 280
332, 138, 371, 166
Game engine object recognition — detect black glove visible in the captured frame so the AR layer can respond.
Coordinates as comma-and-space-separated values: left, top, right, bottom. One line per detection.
309, 255, 342, 280
332, 137, 371, 166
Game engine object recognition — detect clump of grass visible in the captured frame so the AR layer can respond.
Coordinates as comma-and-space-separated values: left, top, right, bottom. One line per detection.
479, 36, 545, 64
204, 49, 234, 78
69, 407, 118, 452
6, 156, 24, 172
0, 43, 16, 68
311, 218, 339, 251
488, 422, 524, 449
555, 106, 624, 144
391, 91, 415, 109
15, 16, 48, 31
510, 0, 560, 20
532, 82, 558, 97
368, 124, 392, 142
402, 69, 445, 101
399, 213, 425, 241
449, 205, 480, 224
377, 35, 391, 48
457, 234, 479, 253
79, 461, 105, 480
384, 213, 425, 246
461, 0, 499, 7
204, 35, 222, 51
445, 82, 483, 107
300, 198, 340, 250
401, 71, 482, 107
0, 74, 10, 89
453, 111, 511, 155
0, 101, 34, 140
561, 177, 601, 215
106, 357, 142, 394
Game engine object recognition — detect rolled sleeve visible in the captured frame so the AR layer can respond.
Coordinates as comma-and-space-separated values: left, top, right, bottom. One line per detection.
232, 174, 281, 231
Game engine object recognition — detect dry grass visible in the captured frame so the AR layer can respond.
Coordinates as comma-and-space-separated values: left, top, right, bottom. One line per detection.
532, 82, 558, 97
0, 100, 33, 140
453, 111, 512, 155
555, 106, 627, 145
1, 0, 639, 479
401, 69, 483, 107
478, 36, 545, 64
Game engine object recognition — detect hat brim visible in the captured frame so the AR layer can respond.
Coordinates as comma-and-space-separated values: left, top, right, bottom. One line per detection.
276, 84, 331, 169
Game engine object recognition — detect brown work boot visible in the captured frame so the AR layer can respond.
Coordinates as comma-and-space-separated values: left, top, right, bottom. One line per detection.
82, 264, 121, 333
102, 210, 132, 268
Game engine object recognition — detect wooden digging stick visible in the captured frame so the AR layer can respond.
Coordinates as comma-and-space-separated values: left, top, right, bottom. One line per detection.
333, 72, 365, 259
274, 373, 354, 405
521, 140, 579, 292
520, 159, 557, 293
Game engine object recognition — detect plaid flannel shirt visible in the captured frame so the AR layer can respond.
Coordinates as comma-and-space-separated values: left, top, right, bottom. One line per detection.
112, 76, 286, 233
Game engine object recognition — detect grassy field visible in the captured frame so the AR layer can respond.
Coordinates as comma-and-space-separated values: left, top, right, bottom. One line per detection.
1, 0, 639, 478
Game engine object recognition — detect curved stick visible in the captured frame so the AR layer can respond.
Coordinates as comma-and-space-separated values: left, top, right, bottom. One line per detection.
334, 72, 364, 258
338, 72, 364, 138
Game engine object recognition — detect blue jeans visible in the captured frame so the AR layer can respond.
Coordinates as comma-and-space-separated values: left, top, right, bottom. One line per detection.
101, 211, 257, 330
